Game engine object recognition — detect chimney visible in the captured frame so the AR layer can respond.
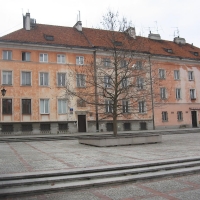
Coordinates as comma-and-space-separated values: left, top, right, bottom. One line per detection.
126, 27, 136, 39
174, 37, 186, 45
23, 13, 31, 30
74, 21, 82, 32
148, 33, 161, 40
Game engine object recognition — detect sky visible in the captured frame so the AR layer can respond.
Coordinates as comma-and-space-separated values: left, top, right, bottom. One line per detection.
0, 0, 200, 47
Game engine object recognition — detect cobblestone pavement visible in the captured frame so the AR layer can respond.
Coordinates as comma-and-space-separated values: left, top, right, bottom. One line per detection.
5, 174, 200, 200
1, 133, 200, 199
1, 133, 200, 174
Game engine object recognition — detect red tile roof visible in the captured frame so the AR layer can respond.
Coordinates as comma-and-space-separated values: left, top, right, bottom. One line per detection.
0, 23, 200, 60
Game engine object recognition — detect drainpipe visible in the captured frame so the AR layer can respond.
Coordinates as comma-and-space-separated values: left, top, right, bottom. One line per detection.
94, 50, 99, 132
149, 55, 155, 130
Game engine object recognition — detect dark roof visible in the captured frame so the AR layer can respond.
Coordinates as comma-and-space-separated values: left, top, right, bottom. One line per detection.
0, 23, 200, 60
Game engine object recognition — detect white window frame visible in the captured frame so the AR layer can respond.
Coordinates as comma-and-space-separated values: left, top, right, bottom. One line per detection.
3, 50, 12, 60
159, 69, 165, 79
21, 71, 31, 86
160, 87, 167, 99
175, 88, 181, 99
122, 100, 129, 113
105, 100, 113, 113
57, 54, 66, 64
137, 77, 144, 89
135, 61, 142, 69
120, 60, 127, 68
177, 111, 183, 121
103, 58, 111, 67
138, 101, 146, 113
39, 72, 49, 86
76, 56, 84, 65
40, 99, 49, 114
104, 76, 111, 88
174, 70, 180, 80
190, 89, 196, 99
39, 53, 48, 63
58, 99, 67, 114
2, 71, 12, 85
22, 52, 31, 62
162, 111, 168, 121
76, 74, 85, 87
57, 73, 66, 87
188, 71, 194, 81
122, 77, 128, 88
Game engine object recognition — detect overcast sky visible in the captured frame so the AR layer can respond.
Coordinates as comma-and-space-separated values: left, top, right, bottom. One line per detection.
0, 0, 200, 47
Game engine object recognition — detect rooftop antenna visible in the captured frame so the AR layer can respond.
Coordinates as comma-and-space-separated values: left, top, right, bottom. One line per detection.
21, 8, 23, 16
155, 21, 159, 33
172, 27, 180, 37
79, 10, 81, 21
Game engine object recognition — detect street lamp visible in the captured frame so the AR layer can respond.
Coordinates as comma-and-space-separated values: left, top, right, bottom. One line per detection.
1, 88, 6, 96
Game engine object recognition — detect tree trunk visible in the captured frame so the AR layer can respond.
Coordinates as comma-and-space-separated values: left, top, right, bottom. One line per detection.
113, 114, 117, 136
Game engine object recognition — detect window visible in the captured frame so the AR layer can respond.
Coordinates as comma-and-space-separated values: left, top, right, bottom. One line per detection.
21, 124, 32, 131
120, 60, 127, 68
21, 72, 31, 86
177, 111, 183, 121
174, 70, 180, 80
122, 77, 128, 88
159, 69, 165, 79
40, 72, 49, 86
124, 123, 131, 131
175, 88, 181, 99
3, 50, 12, 60
2, 99, 12, 114
105, 100, 113, 113
2, 124, 13, 132
165, 48, 173, 53
59, 123, 68, 130
102, 58, 111, 67
188, 71, 194, 81
162, 111, 168, 121
39, 53, 48, 62
57, 73, 66, 86
76, 56, 84, 65
77, 99, 86, 107
76, 74, 85, 87
22, 52, 30, 61
22, 99, 31, 114
40, 123, 50, 131
58, 99, 67, 114
44, 35, 54, 41
137, 77, 144, 89
135, 61, 142, 69
190, 89, 196, 99
160, 87, 167, 99
122, 100, 129, 113
138, 101, 146, 113
40, 99, 49, 114
106, 123, 113, 131
2, 71, 12, 85
57, 54, 65, 64
104, 76, 111, 88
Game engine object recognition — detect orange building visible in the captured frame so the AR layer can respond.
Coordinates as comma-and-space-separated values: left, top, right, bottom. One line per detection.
0, 13, 199, 135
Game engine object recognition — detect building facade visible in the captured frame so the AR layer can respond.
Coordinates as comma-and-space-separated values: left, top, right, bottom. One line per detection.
0, 13, 199, 135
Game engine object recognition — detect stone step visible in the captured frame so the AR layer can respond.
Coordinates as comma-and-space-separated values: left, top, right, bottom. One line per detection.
1, 157, 200, 197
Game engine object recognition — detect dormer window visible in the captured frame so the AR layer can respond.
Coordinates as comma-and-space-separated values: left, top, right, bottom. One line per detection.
190, 51, 199, 56
113, 41, 122, 46
164, 48, 173, 53
44, 34, 54, 41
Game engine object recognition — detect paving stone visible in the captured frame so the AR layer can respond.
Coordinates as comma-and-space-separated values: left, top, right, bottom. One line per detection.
170, 189, 200, 200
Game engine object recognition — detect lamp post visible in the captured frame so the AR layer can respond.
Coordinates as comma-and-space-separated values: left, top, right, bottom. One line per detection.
1, 88, 6, 96
0, 88, 6, 132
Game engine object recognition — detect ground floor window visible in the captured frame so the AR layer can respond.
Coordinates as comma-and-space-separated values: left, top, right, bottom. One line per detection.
40, 123, 50, 131
2, 124, 13, 132
59, 123, 68, 130
21, 124, 32, 131
162, 111, 168, 122
123, 122, 131, 131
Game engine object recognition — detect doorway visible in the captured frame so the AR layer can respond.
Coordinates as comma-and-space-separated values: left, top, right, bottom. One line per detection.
191, 111, 197, 127
78, 115, 86, 132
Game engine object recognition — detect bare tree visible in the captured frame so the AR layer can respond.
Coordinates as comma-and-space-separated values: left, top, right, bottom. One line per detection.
66, 11, 159, 136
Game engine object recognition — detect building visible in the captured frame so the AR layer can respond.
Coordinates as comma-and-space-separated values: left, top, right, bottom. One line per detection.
0, 13, 199, 135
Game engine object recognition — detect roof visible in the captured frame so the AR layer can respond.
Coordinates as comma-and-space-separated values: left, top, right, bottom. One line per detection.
0, 23, 200, 60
